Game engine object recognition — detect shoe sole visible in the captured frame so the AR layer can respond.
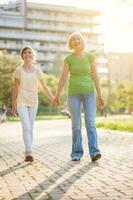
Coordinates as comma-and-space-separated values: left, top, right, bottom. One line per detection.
25, 155, 34, 162
72, 158, 80, 161
92, 154, 101, 162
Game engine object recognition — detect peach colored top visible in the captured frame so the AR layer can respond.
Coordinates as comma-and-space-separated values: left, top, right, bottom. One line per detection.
14, 65, 43, 106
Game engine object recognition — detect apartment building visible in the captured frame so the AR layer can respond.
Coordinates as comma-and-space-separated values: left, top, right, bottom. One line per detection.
0, 0, 107, 74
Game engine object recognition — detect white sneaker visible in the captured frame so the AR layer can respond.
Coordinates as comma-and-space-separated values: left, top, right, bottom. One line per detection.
72, 156, 81, 161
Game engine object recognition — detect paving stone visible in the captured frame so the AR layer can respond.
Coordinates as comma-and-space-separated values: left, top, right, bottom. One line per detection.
0, 120, 133, 200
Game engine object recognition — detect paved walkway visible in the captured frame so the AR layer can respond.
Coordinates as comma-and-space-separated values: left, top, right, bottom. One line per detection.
0, 119, 133, 200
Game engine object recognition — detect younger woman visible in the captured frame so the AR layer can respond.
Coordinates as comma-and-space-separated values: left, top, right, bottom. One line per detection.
12, 46, 55, 162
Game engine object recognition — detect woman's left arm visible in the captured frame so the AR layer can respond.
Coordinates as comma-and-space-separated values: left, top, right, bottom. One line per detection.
91, 61, 104, 107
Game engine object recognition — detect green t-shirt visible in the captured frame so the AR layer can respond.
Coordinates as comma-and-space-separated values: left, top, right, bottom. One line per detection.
64, 52, 95, 95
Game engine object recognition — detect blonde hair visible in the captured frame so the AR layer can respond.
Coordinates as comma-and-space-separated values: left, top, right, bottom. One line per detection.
20, 46, 36, 63
67, 32, 86, 51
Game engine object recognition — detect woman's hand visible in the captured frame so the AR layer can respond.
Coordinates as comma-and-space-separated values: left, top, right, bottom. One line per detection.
98, 96, 104, 109
12, 104, 17, 117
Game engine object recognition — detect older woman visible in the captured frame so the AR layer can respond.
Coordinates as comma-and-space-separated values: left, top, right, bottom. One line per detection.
53, 32, 104, 162
12, 46, 55, 162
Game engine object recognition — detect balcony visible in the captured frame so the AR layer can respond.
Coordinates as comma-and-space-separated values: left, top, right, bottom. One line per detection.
0, 17, 24, 28
0, 31, 67, 42
28, 23, 95, 34
0, 42, 23, 50
28, 13, 98, 26
0, 37, 103, 54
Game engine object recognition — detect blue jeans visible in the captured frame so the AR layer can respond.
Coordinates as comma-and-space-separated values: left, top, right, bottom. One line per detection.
68, 93, 100, 159
17, 105, 38, 153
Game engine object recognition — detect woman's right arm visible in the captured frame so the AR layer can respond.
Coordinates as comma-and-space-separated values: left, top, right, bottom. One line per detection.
55, 63, 69, 100
12, 78, 20, 116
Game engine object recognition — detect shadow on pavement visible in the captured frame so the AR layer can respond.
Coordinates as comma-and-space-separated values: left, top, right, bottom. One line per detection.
0, 162, 31, 177
16, 161, 99, 200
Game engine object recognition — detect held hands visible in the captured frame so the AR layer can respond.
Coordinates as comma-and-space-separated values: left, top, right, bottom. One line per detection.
52, 96, 60, 107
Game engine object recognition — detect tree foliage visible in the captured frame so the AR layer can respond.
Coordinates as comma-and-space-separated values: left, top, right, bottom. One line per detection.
0, 51, 20, 107
38, 74, 66, 114
110, 81, 133, 114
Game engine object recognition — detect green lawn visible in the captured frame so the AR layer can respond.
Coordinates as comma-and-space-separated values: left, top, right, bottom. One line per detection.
8, 114, 133, 133
8, 115, 68, 122
96, 115, 133, 132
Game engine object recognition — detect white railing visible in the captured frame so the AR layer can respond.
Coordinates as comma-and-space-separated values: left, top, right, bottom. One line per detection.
28, 13, 92, 24
0, 31, 67, 42
0, 17, 24, 27
28, 23, 92, 34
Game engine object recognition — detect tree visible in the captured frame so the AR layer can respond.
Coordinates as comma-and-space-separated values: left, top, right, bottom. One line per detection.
110, 81, 133, 114
0, 51, 20, 107
38, 74, 66, 115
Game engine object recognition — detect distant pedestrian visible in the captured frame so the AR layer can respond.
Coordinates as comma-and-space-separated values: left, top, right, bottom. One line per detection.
53, 32, 104, 162
12, 46, 56, 162
0, 105, 7, 123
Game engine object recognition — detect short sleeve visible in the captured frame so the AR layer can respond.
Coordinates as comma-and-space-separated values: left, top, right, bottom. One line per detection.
64, 55, 71, 65
88, 53, 96, 64
36, 67, 44, 80
14, 67, 21, 80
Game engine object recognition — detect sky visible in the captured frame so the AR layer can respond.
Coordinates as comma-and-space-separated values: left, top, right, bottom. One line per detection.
1, 0, 133, 53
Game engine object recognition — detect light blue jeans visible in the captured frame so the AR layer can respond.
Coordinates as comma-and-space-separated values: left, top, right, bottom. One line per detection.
68, 93, 100, 159
17, 105, 38, 153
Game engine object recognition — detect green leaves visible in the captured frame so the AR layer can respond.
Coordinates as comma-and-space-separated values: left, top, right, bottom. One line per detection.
111, 81, 133, 114
0, 51, 20, 107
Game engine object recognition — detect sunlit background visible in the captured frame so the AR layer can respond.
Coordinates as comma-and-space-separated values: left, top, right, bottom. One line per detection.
27, 0, 133, 53
1, 0, 133, 52
0, 0, 133, 116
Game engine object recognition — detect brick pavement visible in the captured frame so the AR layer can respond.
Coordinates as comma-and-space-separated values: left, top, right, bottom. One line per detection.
0, 119, 133, 200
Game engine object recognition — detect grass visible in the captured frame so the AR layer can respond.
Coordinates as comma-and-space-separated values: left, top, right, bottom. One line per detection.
7, 115, 68, 122
7, 114, 133, 132
96, 115, 133, 132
